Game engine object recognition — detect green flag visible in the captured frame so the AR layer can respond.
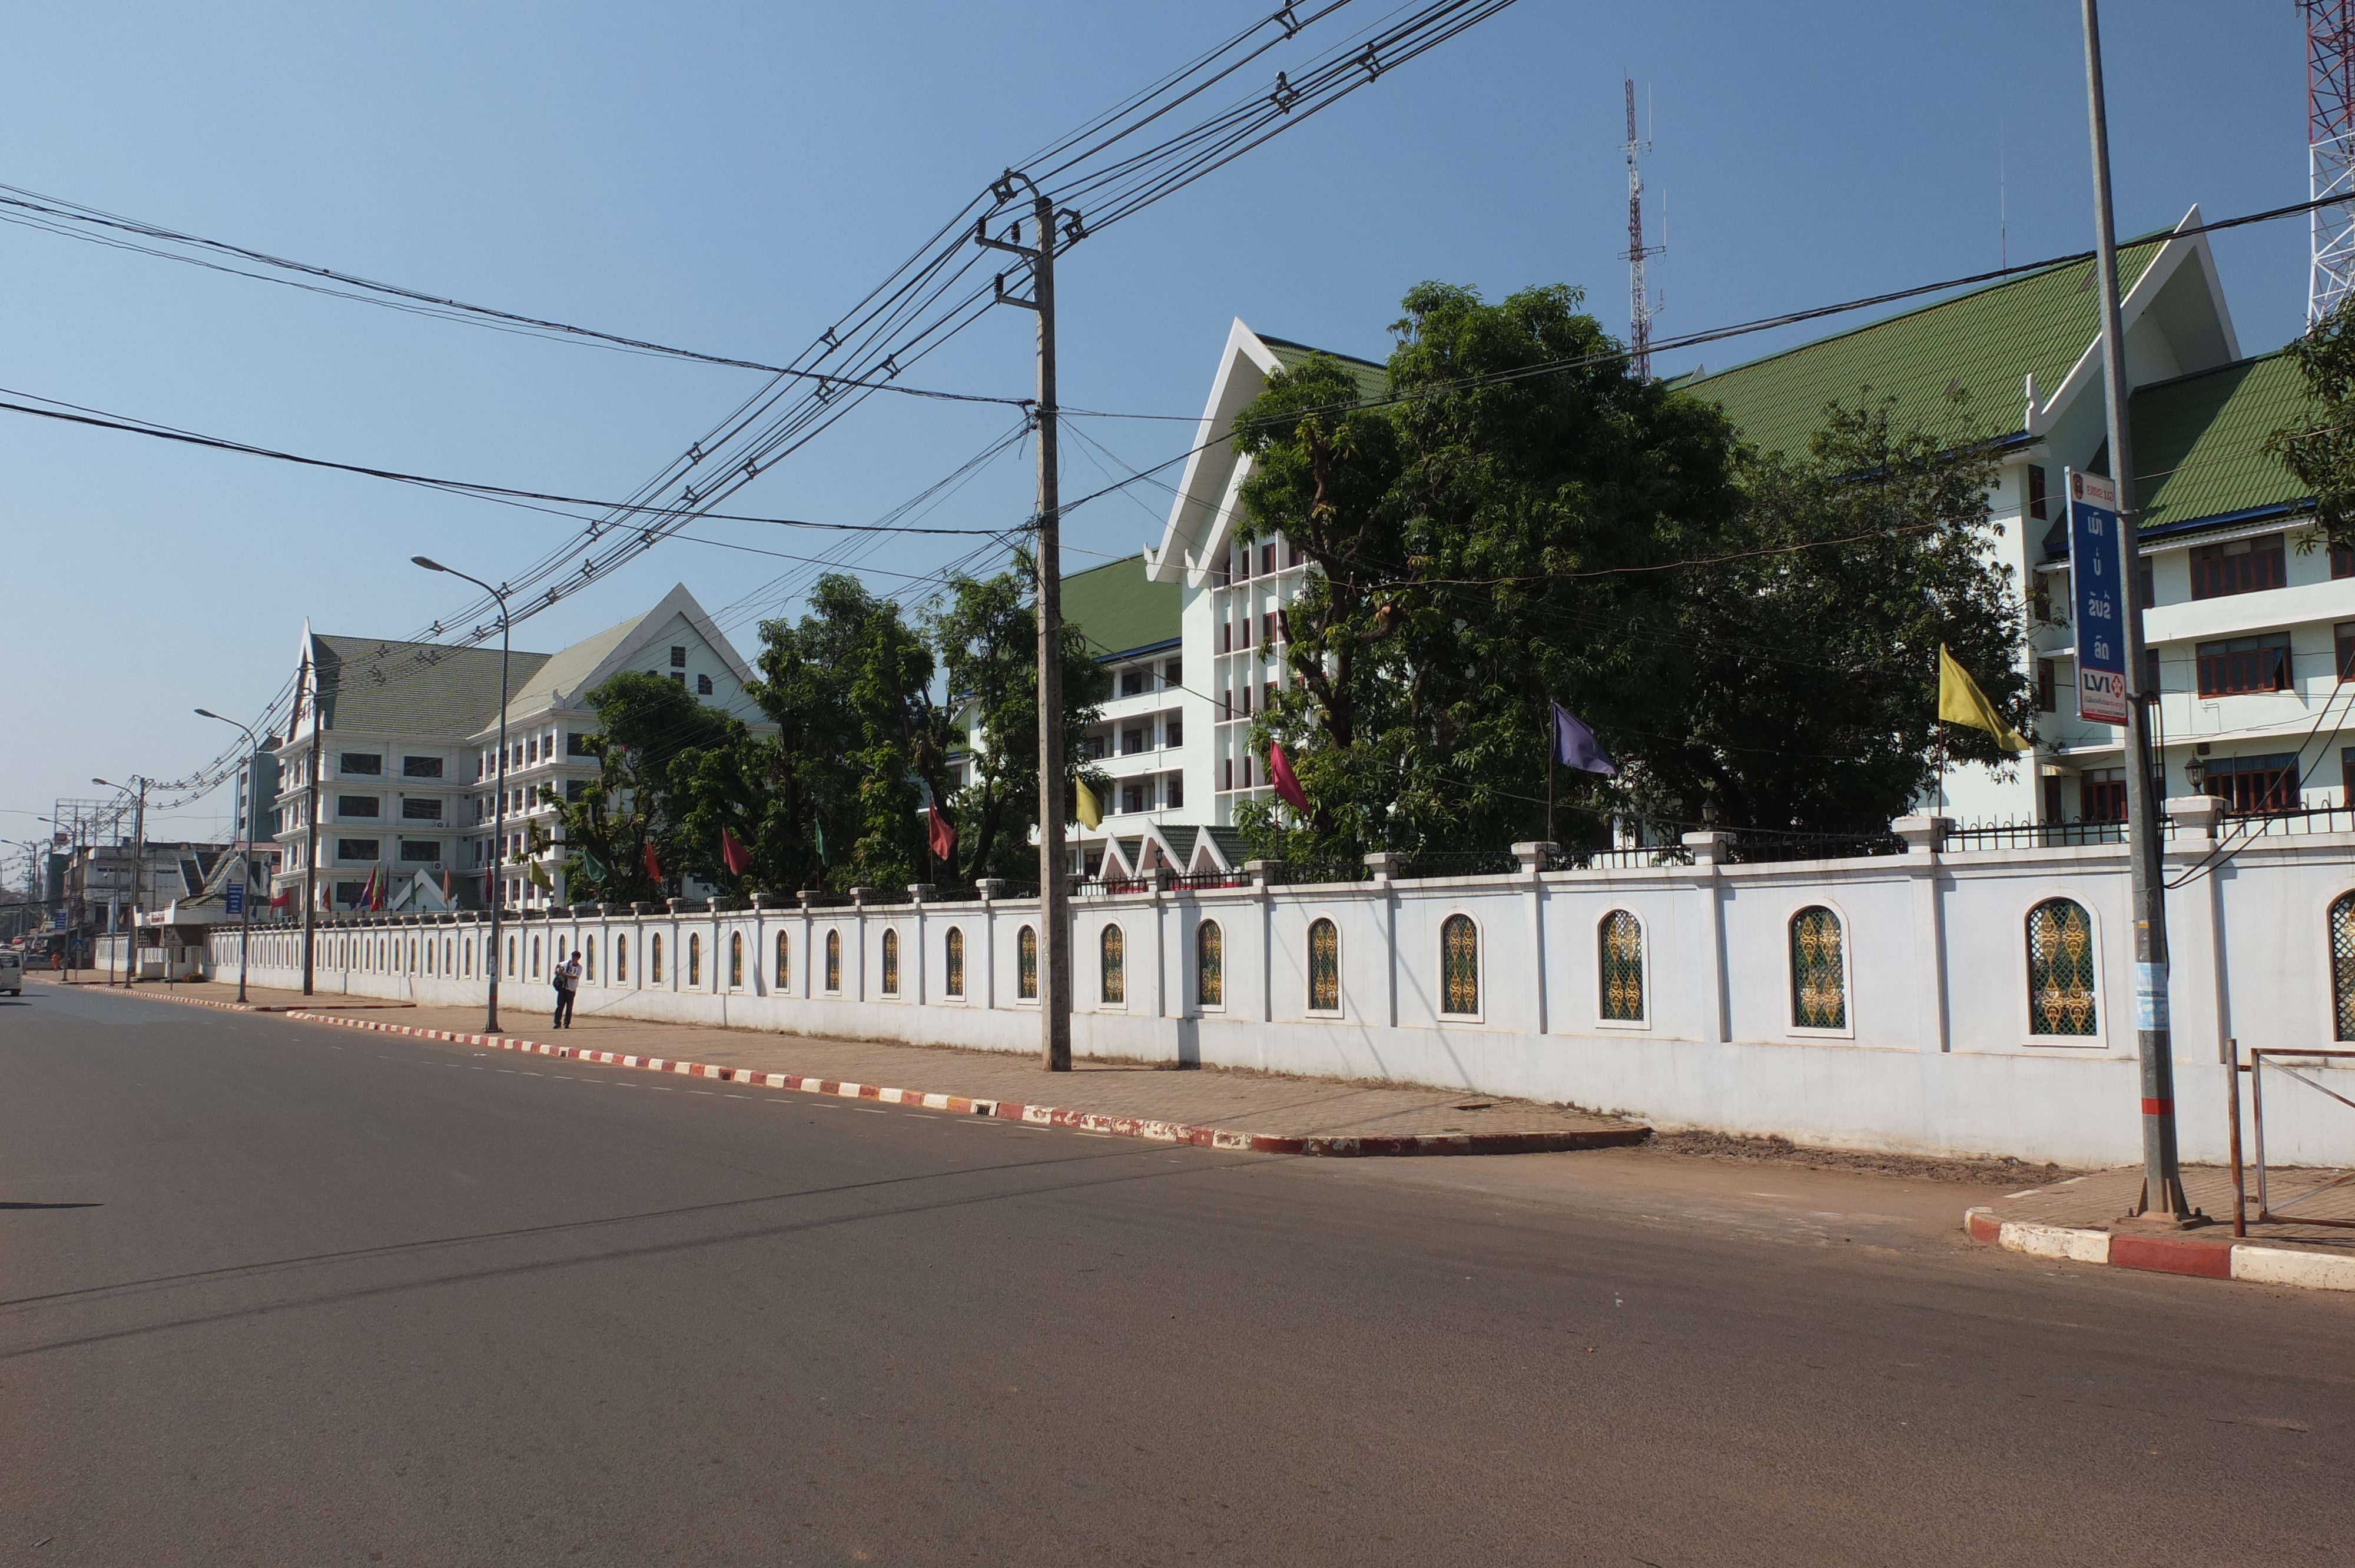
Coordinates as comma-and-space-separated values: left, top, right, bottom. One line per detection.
578, 847, 609, 883
814, 820, 829, 865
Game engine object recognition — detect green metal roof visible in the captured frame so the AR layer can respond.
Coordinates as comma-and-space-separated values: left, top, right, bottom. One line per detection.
1060, 554, 1180, 662
313, 634, 551, 736
1686, 237, 2169, 459
2129, 351, 2312, 531
1258, 332, 1389, 403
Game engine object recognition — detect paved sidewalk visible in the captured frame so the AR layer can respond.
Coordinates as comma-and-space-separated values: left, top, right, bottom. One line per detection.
1964, 1164, 2355, 1293
41, 977, 1645, 1156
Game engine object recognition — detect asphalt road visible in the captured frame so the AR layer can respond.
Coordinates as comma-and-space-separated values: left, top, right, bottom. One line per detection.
3, 985, 2349, 1566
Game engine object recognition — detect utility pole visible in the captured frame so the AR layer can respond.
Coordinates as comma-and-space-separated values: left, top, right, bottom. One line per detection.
196, 708, 260, 1004
130, 779, 146, 985
977, 171, 1081, 1071
2082, 0, 2195, 1223
413, 555, 512, 1035
299, 644, 324, 996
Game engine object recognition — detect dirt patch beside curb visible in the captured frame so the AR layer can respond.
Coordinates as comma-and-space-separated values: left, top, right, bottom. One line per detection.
1650, 1130, 2077, 1186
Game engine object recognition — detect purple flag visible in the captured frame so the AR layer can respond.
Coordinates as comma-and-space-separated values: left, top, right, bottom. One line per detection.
1551, 702, 1617, 776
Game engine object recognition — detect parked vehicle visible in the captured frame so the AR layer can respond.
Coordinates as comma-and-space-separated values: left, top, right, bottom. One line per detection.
0, 949, 22, 995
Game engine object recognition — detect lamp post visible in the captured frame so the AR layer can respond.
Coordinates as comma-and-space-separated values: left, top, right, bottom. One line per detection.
414, 556, 512, 1034
195, 708, 261, 1003
92, 775, 147, 986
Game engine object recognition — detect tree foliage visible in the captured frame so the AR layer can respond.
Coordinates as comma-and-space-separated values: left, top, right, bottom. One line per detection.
2267, 295, 2355, 547
1232, 281, 2029, 856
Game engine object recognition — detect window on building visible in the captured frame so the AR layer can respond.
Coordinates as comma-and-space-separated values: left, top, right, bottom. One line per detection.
1261, 543, 1276, 575
2026, 898, 2098, 1037
334, 881, 367, 906
2338, 622, 2355, 682
399, 841, 439, 862
526, 738, 538, 764
568, 732, 596, 756
2197, 634, 2293, 696
1306, 917, 1340, 1012
1100, 923, 1125, 1005
1440, 914, 1479, 1016
880, 929, 900, 996
694, 673, 713, 696
1263, 682, 1277, 712
1018, 925, 1039, 1000
1239, 685, 1251, 716
402, 798, 443, 820
339, 796, 380, 818
1789, 907, 1846, 1029
1122, 782, 1147, 815
1222, 758, 1232, 792
651, 932, 663, 983
2190, 534, 2288, 599
1600, 911, 1644, 1022
616, 934, 629, 984
336, 839, 379, 861
1122, 667, 1148, 697
1166, 773, 1185, 809
2027, 464, 2048, 521
944, 927, 965, 998
1122, 727, 1146, 755
1164, 714, 1183, 749
2333, 892, 2355, 1041
402, 756, 443, 779
566, 779, 588, 802
341, 753, 383, 776
1164, 657, 1182, 687
729, 931, 744, 988
2036, 658, 2057, 713
583, 940, 593, 982
1262, 613, 1277, 646
2203, 752, 2300, 814
670, 646, 688, 668
825, 929, 841, 992
671, 672, 686, 687
2344, 747, 2355, 808
1196, 919, 1223, 1008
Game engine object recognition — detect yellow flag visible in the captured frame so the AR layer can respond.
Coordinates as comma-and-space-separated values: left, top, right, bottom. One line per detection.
1938, 645, 2030, 752
1073, 776, 1103, 829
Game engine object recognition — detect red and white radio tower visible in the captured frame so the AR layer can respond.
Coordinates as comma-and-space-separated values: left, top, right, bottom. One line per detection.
2303, 1, 2355, 322
1621, 77, 1665, 378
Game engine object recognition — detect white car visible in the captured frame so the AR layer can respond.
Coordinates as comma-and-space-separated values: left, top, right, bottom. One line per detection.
0, 949, 21, 995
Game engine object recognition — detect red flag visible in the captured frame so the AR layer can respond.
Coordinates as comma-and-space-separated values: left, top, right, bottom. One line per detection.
643, 841, 663, 885
721, 826, 749, 878
270, 887, 294, 910
364, 866, 383, 911
1268, 743, 1309, 813
927, 805, 956, 864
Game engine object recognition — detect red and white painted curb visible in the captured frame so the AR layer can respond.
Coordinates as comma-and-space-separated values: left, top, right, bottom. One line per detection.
54, 981, 1643, 1158
1964, 1206, 2355, 1293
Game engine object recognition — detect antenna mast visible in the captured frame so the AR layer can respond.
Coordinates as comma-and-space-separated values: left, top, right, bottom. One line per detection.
2304, 1, 2355, 323
1621, 77, 1665, 378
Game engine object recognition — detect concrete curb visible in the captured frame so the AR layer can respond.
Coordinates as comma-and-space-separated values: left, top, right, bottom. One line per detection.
281, 1011, 1644, 1157
1963, 1205, 2355, 1292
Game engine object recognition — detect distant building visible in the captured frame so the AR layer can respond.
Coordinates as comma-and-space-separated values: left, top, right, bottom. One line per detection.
268, 584, 762, 912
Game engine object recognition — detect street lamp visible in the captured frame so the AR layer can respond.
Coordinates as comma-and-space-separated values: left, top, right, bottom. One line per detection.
92, 775, 147, 986
414, 555, 512, 1035
195, 707, 262, 1004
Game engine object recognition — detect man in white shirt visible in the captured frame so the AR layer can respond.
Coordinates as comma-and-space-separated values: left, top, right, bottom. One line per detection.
553, 949, 582, 1028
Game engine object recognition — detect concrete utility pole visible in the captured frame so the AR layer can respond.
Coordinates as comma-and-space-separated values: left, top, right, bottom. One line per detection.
977, 172, 1080, 1071
299, 646, 323, 996
2082, 0, 2195, 1223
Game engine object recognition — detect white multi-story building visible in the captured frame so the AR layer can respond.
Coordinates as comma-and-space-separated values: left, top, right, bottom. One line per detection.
1089, 209, 2343, 855
270, 584, 762, 912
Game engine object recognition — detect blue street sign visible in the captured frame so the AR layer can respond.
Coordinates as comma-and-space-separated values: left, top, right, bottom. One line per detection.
2069, 469, 2129, 726
225, 881, 245, 915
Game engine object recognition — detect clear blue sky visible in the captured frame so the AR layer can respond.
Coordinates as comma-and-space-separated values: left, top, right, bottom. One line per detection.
0, 0, 2311, 848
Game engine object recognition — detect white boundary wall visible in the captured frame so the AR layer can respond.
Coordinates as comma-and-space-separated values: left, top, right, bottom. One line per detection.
208, 816, 2355, 1168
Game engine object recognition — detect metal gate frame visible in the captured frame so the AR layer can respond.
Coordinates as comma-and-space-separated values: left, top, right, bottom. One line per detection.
2225, 1039, 2355, 1237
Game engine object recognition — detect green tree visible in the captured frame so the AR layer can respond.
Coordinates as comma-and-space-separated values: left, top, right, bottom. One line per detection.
550, 670, 738, 903
922, 552, 1111, 886
1233, 281, 1742, 861
2267, 295, 2355, 546
1655, 396, 2029, 836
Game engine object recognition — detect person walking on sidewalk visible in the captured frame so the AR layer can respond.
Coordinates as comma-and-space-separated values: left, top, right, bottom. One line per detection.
553, 949, 582, 1028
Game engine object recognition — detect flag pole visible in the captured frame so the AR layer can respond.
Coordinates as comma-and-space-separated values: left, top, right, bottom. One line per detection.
1544, 708, 1556, 846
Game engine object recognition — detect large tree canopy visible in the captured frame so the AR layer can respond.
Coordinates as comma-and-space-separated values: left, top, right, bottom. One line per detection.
1232, 281, 2029, 858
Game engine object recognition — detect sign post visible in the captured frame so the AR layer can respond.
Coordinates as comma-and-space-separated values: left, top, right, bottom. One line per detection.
2069, 469, 2128, 725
